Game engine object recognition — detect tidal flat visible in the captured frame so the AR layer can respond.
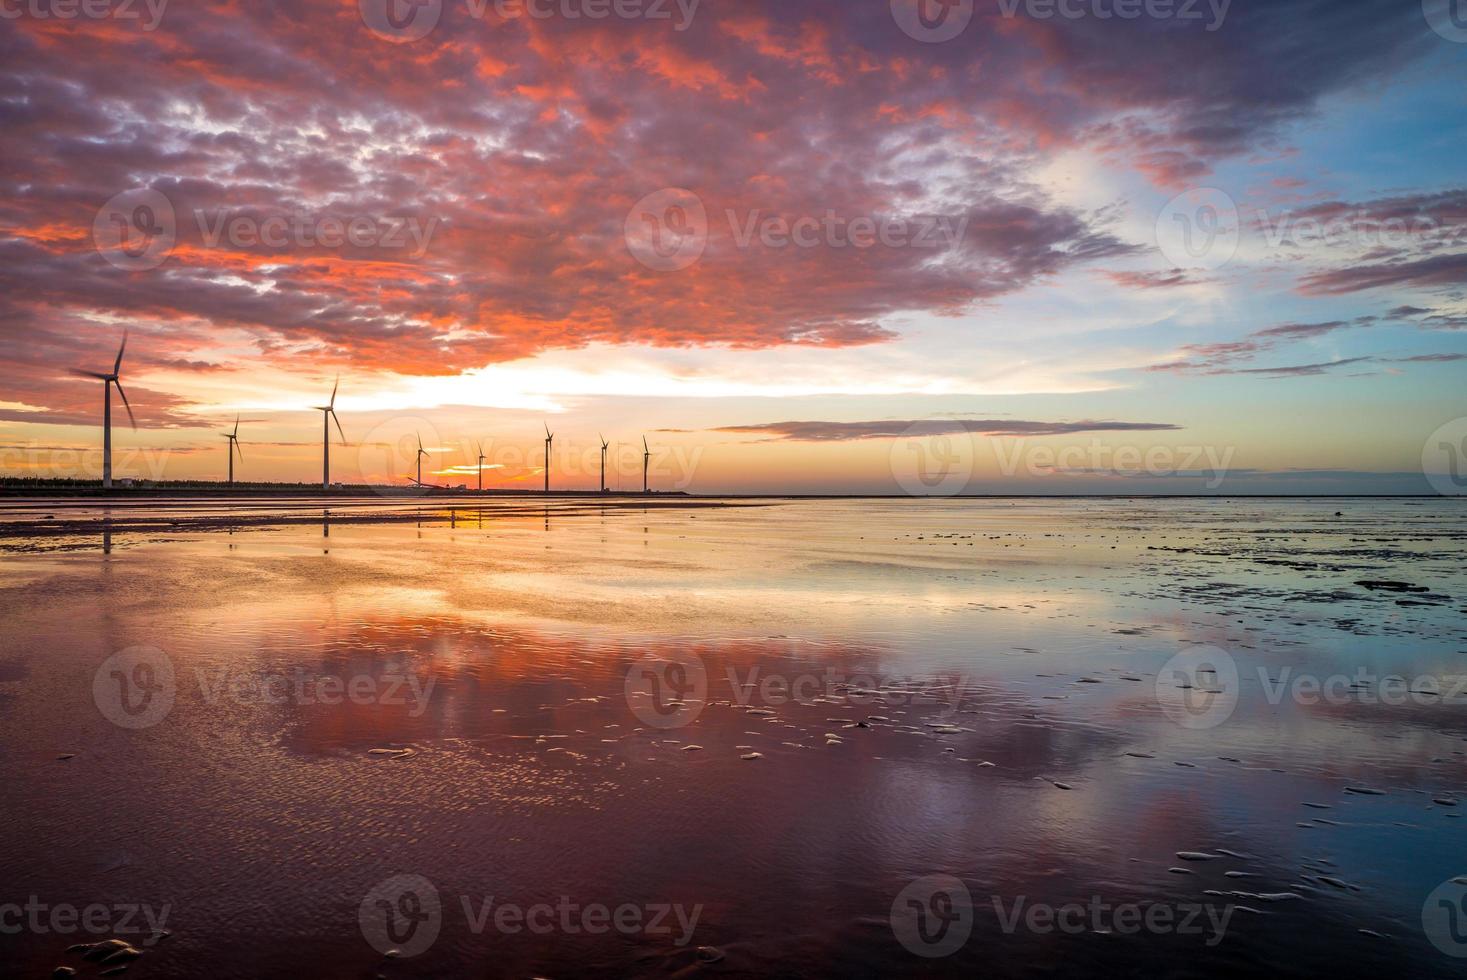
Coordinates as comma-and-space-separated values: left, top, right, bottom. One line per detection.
1, 497, 1465, 977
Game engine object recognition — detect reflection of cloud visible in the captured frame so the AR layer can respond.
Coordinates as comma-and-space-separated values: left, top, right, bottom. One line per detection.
713, 419, 1182, 442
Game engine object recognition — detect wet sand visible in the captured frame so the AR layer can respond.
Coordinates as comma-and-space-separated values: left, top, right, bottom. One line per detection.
1, 498, 1465, 977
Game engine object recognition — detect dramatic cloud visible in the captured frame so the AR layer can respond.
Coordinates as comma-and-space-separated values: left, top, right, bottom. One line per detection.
0, 0, 1445, 424
714, 419, 1183, 442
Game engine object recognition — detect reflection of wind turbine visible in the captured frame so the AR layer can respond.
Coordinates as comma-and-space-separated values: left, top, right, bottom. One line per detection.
642, 436, 651, 494
543, 422, 553, 493
415, 432, 429, 487
599, 433, 609, 493
313, 377, 345, 490
70, 331, 134, 490
223, 415, 242, 484
476, 440, 486, 493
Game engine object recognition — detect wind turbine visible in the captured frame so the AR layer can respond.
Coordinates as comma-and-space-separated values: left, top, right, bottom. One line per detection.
313, 377, 345, 490
415, 432, 429, 487
642, 436, 651, 494
70, 331, 134, 490
475, 440, 486, 493
223, 415, 242, 484
599, 433, 609, 493
543, 422, 553, 493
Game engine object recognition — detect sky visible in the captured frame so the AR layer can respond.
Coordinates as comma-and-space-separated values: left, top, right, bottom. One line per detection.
1, 0, 1465, 494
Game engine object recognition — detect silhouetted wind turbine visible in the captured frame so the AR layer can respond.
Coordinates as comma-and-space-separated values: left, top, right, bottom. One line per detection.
223, 415, 242, 484
475, 440, 486, 493
313, 377, 345, 490
642, 436, 651, 494
543, 422, 553, 493
415, 432, 429, 487
599, 433, 609, 493
69, 331, 134, 490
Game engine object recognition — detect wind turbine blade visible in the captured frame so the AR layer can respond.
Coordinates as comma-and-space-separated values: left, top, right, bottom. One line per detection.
232, 414, 240, 438
329, 375, 339, 409
235, 440, 244, 461
544, 421, 550, 438
331, 410, 346, 446
69, 368, 110, 380
113, 330, 128, 376
643, 436, 649, 452
113, 380, 137, 429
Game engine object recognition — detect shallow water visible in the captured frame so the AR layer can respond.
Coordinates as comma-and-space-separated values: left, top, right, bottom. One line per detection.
1, 497, 1465, 977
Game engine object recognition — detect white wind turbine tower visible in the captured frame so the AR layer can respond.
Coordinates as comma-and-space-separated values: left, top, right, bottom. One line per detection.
642, 436, 651, 494
476, 440, 486, 493
70, 331, 134, 490
415, 432, 429, 487
599, 433, 609, 493
313, 377, 345, 490
223, 415, 242, 484
543, 422, 553, 493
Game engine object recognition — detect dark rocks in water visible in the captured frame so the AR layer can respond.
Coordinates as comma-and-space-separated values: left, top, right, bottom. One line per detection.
83, 941, 132, 962
696, 946, 725, 963
100, 946, 142, 965
740, 752, 763, 761
1354, 580, 1429, 594
1176, 851, 1217, 861
1167, 867, 1194, 875
1344, 786, 1386, 796
1433, 798, 1458, 807
56, 753, 75, 761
